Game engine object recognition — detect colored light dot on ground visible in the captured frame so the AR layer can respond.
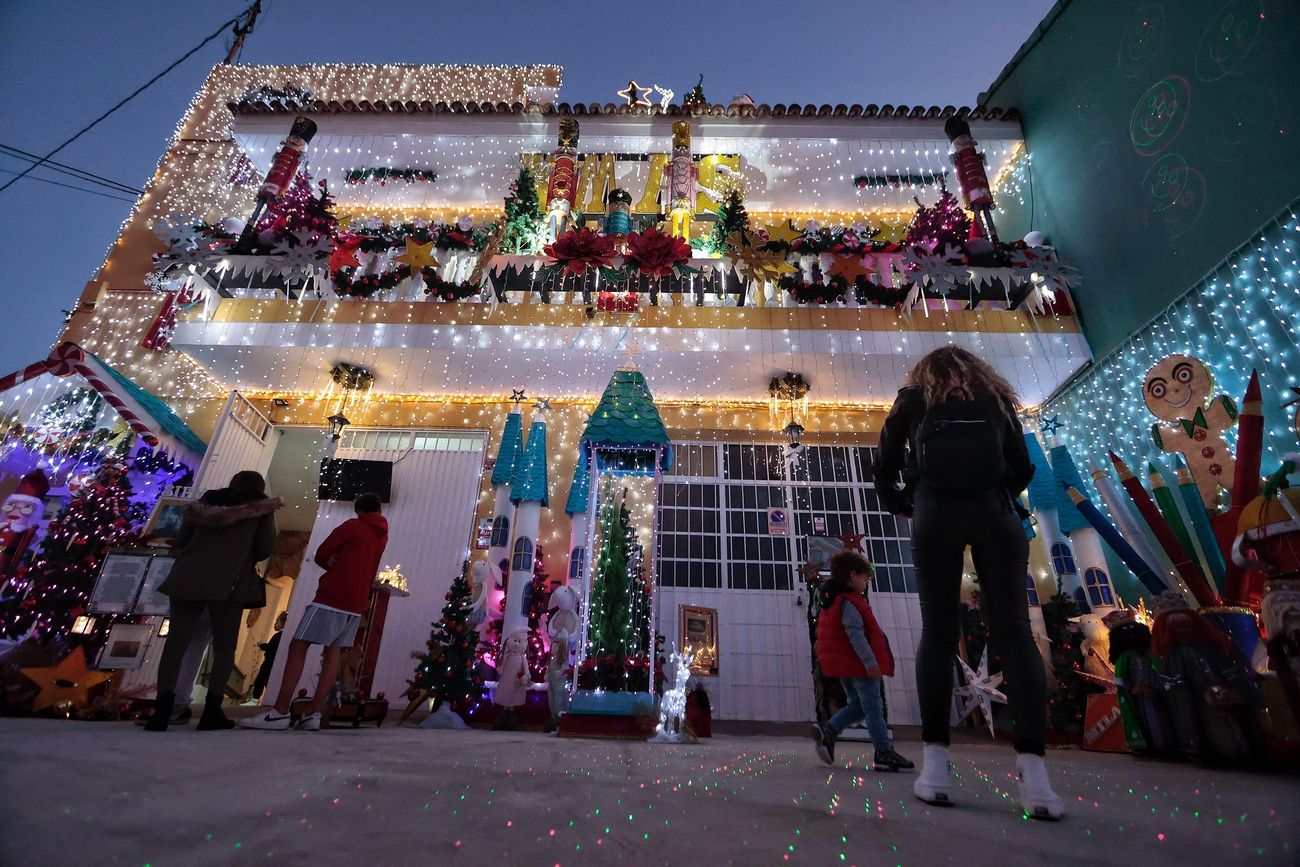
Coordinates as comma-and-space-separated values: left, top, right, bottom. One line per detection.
1158, 833, 1165, 842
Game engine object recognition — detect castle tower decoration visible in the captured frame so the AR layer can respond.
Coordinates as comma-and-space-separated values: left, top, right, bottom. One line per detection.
487, 391, 526, 589
1025, 432, 1081, 603
503, 401, 550, 637
1050, 440, 1119, 615
565, 446, 592, 599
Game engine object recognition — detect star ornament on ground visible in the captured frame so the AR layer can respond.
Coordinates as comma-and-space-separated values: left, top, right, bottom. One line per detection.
1039, 414, 1064, 436
617, 80, 653, 108
952, 649, 1007, 738
19, 647, 113, 713
394, 237, 438, 271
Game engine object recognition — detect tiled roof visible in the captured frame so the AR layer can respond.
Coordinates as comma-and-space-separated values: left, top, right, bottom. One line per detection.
91, 352, 207, 457
582, 369, 672, 474
510, 417, 549, 507
230, 98, 1020, 122
565, 448, 590, 517
490, 409, 523, 487
1024, 433, 1058, 517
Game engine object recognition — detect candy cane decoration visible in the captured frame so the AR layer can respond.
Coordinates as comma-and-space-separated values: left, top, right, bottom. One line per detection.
0, 343, 159, 447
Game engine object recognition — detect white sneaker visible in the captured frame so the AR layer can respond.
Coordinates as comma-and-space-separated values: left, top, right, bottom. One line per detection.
238, 709, 292, 731
913, 743, 954, 806
1016, 753, 1065, 820
295, 712, 321, 731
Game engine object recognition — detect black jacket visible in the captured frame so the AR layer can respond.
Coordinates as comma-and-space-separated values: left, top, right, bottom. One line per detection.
873, 386, 1034, 514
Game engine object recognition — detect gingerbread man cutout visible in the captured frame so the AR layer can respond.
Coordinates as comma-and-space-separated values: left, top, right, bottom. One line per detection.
1144, 354, 1238, 508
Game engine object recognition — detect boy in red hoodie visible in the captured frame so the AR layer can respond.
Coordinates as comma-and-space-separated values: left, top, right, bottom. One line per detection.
242, 493, 389, 731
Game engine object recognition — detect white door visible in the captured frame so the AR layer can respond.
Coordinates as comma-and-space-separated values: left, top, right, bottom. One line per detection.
268, 429, 486, 702
191, 391, 277, 494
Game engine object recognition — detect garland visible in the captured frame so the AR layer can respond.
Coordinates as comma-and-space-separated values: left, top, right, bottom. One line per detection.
423, 273, 481, 302
332, 264, 439, 299
778, 273, 911, 307
346, 221, 493, 252
345, 168, 438, 186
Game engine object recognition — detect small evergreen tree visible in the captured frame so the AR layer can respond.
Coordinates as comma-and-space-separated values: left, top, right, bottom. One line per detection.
903, 187, 970, 251
682, 75, 708, 111
1042, 586, 1096, 731
255, 171, 337, 245
409, 561, 485, 713
500, 165, 544, 254
587, 486, 631, 662
709, 189, 750, 254
0, 459, 144, 642
525, 546, 551, 681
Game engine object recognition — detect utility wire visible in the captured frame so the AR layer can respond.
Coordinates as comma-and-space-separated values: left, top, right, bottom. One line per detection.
0, 168, 137, 203
0, 143, 142, 196
0, 3, 257, 197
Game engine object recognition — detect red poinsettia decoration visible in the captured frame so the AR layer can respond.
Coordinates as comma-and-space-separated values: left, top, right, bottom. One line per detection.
544, 228, 616, 276
624, 227, 691, 278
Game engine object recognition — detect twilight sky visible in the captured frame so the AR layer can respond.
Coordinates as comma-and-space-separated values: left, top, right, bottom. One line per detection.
0, 0, 1054, 375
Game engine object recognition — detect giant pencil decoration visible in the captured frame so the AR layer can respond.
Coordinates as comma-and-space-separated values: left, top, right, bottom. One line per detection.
1148, 462, 1204, 579
1090, 462, 1178, 586
237, 116, 318, 252
1173, 454, 1228, 592
1062, 484, 1167, 596
1216, 370, 1263, 604
1108, 451, 1218, 607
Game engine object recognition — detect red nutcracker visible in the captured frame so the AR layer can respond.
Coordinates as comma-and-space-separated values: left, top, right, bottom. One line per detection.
545, 118, 580, 242
943, 116, 999, 244
236, 116, 318, 251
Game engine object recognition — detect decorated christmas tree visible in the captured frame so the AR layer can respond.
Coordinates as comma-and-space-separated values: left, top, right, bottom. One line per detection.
408, 561, 485, 713
500, 165, 544, 254
587, 487, 632, 664
0, 459, 144, 642
903, 187, 970, 252
524, 545, 552, 681
709, 188, 750, 255
1042, 585, 1096, 731
682, 74, 708, 111
254, 171, 337, 246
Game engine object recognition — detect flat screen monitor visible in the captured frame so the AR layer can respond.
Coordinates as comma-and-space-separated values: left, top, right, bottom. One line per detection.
318, 458, 392, 503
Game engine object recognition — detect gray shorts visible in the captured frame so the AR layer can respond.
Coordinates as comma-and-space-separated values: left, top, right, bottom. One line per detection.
294, 603, 361, 648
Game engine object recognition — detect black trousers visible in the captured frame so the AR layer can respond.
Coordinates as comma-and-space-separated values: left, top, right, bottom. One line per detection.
910, 485, 1047, 755
156, 599, 243, 711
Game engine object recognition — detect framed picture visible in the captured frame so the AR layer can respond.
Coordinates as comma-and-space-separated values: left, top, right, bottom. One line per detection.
88, 550, 151, 614
134, 555, 176, 616
144, 497, 189, 546
678, 605, 719, 676
98, 622, 156, 670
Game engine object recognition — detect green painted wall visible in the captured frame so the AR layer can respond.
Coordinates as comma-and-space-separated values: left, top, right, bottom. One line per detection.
981, 0, 1300, 358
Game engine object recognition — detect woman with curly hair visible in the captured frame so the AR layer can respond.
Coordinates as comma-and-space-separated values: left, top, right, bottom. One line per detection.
875, 346, 1064, 819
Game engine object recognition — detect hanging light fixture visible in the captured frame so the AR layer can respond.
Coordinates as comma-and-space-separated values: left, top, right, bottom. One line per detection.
769, 372, 811, 465
326, 362, 375, 441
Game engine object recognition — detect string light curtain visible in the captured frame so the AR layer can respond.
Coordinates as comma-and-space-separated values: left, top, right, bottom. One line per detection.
1044, 203, 1300, 479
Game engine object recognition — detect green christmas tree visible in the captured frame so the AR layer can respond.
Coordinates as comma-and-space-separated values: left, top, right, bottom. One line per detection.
587, 486, 632, 664
500, 165, 544, 254
409, 562, 485, 713
709, 188, 750, 255
0, 459, 144, 643
1041, 585, 1097, 731
682, 74, 708, 111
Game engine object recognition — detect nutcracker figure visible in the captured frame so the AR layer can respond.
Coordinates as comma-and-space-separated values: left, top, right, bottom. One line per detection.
236, 116, 318, 252
604, 187, 634, 250
943, 116, 1000, 244
661, 120, 726, 240
545, 118, 581, 242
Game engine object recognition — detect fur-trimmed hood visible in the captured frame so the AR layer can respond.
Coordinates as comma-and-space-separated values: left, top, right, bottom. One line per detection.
183, 496, 284, 528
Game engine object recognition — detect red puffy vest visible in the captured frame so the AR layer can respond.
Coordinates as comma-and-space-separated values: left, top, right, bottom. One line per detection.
816, 592, 895, 678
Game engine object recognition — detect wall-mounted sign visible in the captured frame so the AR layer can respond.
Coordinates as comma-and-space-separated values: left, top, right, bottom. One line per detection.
767, 507, 789, 536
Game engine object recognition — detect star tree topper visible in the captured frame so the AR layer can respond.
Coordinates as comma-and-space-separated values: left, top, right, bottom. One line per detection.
1039, 415, 1064, 436
510, 388, 527, 405
952, 648, 1007, 738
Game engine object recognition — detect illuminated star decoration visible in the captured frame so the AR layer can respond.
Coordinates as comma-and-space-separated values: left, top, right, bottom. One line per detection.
952, 648, 1007, 738
1039, 415, 1064, 436
19, 647, 113, 713
534, 398, 552, 413
617, 80, 653, 108
510, 388, 527, 405
394, 237, 438, 271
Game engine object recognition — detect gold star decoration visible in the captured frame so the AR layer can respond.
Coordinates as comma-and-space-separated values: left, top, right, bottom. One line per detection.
727, 231, 796, 282
19, 647, 113, 713
762, 220, 803, 247
827, 254, 874, 283
617, 80, 653, 108
394, 237, 439, 271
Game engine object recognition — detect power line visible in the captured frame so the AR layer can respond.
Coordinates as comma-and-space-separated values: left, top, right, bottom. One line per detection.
0, 143, 142, 196
0, 168, 136, 203
0, 3, 258, 197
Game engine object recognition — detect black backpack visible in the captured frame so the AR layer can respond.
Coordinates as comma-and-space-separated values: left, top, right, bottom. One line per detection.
915, 399, 1007, 491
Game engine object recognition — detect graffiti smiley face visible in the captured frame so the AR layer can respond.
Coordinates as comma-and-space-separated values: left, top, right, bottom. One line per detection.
1144, 354, 1211, 421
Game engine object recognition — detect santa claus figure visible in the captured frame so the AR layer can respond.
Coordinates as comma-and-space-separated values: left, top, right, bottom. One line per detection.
0, 469, 50, 578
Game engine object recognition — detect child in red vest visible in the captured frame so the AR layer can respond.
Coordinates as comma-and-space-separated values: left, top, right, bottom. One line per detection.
811, 550, 913, 772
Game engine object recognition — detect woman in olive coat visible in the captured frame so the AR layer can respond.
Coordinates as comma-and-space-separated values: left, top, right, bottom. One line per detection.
146, 471, 282, 731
